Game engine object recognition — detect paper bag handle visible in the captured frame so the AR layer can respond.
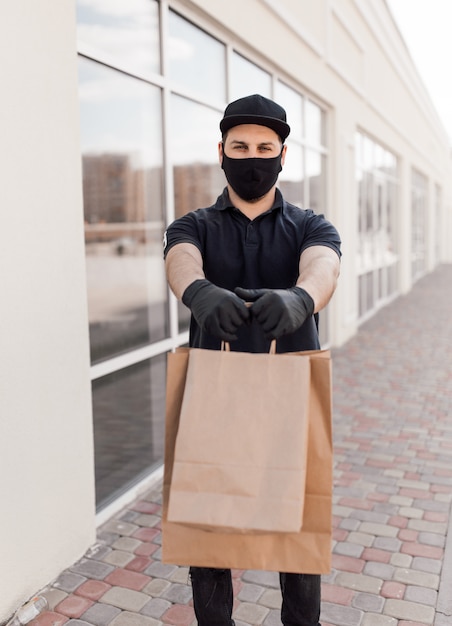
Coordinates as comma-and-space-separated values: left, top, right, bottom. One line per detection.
221, 340, 276, 354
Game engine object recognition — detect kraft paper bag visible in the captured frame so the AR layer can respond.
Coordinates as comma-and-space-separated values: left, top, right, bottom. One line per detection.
162, 347, 333, 575
167, 346, 310, 533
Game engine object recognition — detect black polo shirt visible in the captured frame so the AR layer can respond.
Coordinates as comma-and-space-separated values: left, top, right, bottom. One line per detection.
164, 188, 341, 353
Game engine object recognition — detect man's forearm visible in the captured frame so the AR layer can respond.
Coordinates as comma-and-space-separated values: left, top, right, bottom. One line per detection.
296, 246, 340, 313
165, 243, 205, 299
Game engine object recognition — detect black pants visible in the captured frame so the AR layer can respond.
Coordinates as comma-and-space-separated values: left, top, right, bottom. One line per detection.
190, 567, 321, 626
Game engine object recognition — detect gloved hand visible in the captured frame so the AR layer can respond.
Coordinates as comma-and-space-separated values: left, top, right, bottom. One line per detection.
234, 286, 314, 339
183, 279, 250, 341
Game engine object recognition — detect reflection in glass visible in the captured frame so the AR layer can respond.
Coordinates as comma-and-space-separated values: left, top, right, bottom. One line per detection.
168, 11, 226, 102
77, 0, 160, 76
92, 355, 166, 509
305, 100, 326, 146
307, 150, 326, 213
275, 81, 303, 140
411, 169, 427, 279
79, 58, 168, 363
279, 142, 304, 208
170, 94, 224, 218
230, 53, 272, 101
169, 94, 225, 332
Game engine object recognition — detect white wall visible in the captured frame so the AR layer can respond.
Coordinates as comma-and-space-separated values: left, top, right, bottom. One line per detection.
0, 1, 95, 619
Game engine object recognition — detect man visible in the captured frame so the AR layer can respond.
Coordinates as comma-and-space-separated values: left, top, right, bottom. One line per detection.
164, 94, 341, 626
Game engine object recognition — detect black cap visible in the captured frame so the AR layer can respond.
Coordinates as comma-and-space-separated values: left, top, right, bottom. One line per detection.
220, 94, 290, 141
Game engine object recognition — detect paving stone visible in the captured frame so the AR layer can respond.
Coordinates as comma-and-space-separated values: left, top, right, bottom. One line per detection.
135, 514, 160, 527
359, 522, 399, 538
100, 586, 150, 611
412, 556, 443, 574
30, 611, 69, 626
339, 518, 361, 531
258, 589, 282, 609
381, 581, 405, 599
321, 584, 354, 605
333, 541, 364, 558
346, 531, 375, 547
140, 597, 172, 619
112, 537, 143, 553
144, 562, 178, 579
241, 570, 279, 588
408, 519, 448, 534
161, 604, 194, 626
361, 614, 398, 626
404, 585, 438, 606
132, 528, 160, 542
142, 578, 171, 597
373, 537, 402, 552
80, 602, 121, 626
332, 554, 365, 573
97, 532, 120, 546
169, 566, 190, 584
102, 551, 135, 568
75, 580, 111, 601
398, 507, 424, 519
237, 583, 265, 603
119, 510, 140, 523
161, 582, 192, 604
352, 592, 385, 612
233, 602, 269, 624
70, 559, 115, 581
105, 568, 150, 591
390, 553, 412, 568
102, 521, 140, 536
56, 595, 94, 618
383, 599, 435, 624
334, 572, 383, 594
53, 572, 88, 593
110, 611, 161, 626
125, 556, 152, 573
42, 589, 68, 610
418, 531, 446, 547
262, 608, 282, 626
85, 544, 112, 561
363, 562, 395, 580
401, 542, 443, 559
320, 602, 363, 626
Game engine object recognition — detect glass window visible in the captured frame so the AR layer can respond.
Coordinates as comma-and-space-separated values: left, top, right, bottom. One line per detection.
77, 0, 160, 76
306, 150, 326, 213
279, 143, 304, 208
356, 131, 399, 318
275, 81, 303, 140
168, 11, 226, 101
170, 94, 224, 218
79, 58, 168, 363
305, 100, 326, 146
230, 53, 272, 100
169, 94, 225, 332
92, 354, 166, 509
411, 169, 427, 280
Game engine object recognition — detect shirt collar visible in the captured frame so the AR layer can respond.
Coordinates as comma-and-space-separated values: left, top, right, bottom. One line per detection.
215, 187, 284, 213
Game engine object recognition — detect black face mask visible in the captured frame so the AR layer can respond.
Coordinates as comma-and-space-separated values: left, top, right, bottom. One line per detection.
221, 150, 283, 201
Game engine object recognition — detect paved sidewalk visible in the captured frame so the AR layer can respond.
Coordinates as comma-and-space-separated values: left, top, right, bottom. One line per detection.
34, 264, 452, 626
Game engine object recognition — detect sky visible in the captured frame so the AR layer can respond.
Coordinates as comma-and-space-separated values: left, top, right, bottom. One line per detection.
386, 0, 452, 143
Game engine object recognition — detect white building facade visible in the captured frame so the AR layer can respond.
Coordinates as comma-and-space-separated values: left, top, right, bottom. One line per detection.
1, 0, 451, 618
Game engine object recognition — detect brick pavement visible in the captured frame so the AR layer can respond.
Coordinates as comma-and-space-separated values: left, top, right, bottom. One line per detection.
28, 264, 452, 626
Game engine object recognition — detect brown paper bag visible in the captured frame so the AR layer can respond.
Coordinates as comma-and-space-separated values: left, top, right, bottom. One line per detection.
162, 347, 333, 574
167, 346, 310, 533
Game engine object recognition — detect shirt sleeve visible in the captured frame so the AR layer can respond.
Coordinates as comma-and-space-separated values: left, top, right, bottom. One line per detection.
299, 211, 342, 258
163, 212, 202, 259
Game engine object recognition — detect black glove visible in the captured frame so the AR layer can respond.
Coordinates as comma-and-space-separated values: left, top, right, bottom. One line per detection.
183, 279, 250, 341
234, 286, 314, 339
